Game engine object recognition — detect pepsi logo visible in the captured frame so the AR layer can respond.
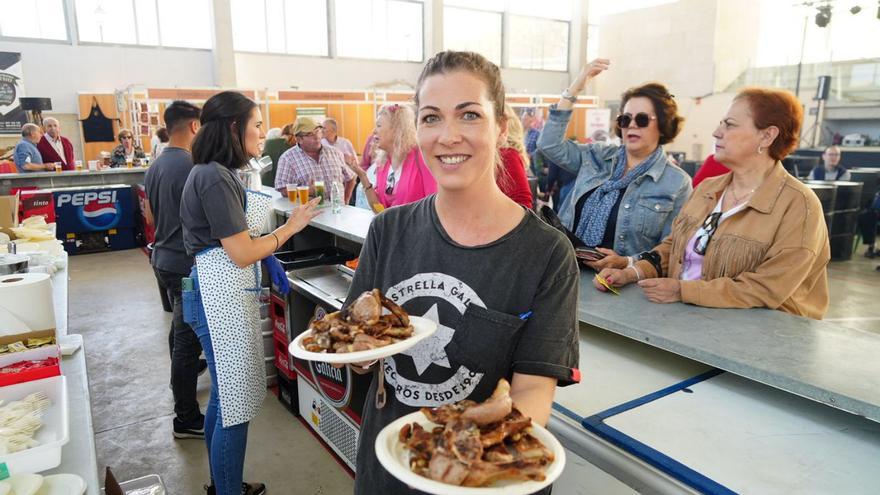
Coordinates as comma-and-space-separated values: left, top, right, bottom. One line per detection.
79, 199, 120, 230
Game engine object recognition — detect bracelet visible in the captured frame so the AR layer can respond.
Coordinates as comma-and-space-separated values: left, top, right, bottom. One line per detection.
629, 265, 642, 281
626, 256, 635, 269
270, 232, 279, 251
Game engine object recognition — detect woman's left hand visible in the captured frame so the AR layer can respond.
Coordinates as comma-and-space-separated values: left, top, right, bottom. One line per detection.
637, 278, 681, 303
583, 248, 627, 271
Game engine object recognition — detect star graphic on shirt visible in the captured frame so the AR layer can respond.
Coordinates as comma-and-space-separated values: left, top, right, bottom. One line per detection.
399, 303, 454, 376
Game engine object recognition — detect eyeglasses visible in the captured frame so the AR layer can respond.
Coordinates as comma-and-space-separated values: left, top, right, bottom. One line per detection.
385, 169, 396, 195
616, 112, 657, 129
694, 211, 722, 256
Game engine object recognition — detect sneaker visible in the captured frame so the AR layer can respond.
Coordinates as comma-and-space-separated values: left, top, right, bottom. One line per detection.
865, 247, 877, 259
198, 359, 208, 377
204, 482, 266, 495
173, 415, 205, 440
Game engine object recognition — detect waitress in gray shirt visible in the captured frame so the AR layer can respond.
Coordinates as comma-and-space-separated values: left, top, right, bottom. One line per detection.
345, 51, 580, 495
180, 91, 319, 495
538, 58, 692, 271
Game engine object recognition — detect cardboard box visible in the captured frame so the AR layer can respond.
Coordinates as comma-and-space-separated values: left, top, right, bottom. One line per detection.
0, 193, 19, 240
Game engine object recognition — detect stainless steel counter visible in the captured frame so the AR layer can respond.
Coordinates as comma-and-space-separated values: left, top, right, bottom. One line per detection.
0, 168, 147, 194
577, 275, 880, 422
274, 198, 372, 244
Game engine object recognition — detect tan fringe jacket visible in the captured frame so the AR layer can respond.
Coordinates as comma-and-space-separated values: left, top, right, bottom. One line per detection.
635, 161, 830, 319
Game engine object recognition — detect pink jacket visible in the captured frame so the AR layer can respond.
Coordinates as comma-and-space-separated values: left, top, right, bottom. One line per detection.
375, 147, 437, 208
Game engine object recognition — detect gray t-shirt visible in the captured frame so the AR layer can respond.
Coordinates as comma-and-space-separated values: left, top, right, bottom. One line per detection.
145, 147, 195, 274
346, 196, 580, 494
180, 162, 248, 256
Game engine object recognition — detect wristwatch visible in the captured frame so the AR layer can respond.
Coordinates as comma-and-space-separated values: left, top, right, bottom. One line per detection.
636, 251, 662, 276
561, 88, 578, 103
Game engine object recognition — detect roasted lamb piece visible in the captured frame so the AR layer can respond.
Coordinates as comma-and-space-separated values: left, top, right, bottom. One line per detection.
301, 289, 414, 353
399, 379, 556, 487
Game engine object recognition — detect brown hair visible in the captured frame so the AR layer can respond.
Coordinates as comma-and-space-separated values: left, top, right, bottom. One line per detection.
734, 87, 803, 161
414, 50, 508, 182
615, 82, 683, 145
415, 50, 505, 123
118, 129, 133, 141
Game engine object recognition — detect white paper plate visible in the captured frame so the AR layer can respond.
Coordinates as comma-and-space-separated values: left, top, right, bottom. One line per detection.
375, 410, 566, 495
289, 316, 437, 364
35, 474, 86, 495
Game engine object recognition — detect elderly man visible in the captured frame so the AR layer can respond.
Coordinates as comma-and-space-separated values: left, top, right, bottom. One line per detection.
274, 116, 356, 202
14, 124, 53, 172
808, 145, 851, 181
37, 117, 76, 170
321, 118, 358, 167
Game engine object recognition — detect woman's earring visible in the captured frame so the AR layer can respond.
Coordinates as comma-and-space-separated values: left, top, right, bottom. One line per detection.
757, 145, 765, 154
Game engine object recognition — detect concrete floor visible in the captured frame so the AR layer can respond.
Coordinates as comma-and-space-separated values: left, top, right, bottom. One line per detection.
67, 248, 879, 494
69, 249, 354, 495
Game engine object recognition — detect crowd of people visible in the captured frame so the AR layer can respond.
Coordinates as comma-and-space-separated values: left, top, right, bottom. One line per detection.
7, 48, 875, 495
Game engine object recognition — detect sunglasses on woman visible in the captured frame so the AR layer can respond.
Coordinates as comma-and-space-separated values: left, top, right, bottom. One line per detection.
616, 112, 657, 129
694, 211, 722, 256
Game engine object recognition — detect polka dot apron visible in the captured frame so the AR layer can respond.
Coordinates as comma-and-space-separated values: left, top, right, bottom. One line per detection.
195, 189, 274, 427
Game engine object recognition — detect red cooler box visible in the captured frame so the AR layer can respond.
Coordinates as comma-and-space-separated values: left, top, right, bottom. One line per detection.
19, 189, 56, 223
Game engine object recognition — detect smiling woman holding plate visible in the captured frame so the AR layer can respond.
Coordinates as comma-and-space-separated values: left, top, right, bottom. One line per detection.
328, 51, 581, 495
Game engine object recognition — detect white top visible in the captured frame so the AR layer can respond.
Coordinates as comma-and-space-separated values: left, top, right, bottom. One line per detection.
680, 192, 747, 281
48, 136, 67, 164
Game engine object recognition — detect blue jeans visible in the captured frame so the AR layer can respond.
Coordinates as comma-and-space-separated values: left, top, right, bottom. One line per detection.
184, 267, 249, 495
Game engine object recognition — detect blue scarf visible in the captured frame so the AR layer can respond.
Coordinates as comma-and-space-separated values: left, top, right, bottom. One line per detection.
574, 146, 665, 246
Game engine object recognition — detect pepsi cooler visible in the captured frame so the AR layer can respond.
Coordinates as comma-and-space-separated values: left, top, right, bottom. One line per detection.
53, 184, 137, 254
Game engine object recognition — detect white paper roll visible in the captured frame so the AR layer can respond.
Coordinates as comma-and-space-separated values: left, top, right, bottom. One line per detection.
0, 273, 56, 337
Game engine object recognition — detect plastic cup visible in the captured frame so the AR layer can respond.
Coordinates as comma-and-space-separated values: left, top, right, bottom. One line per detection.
54, 162, 62, 173
88, 160, 98, 171
126, 158, 133, 169
297, 186, 309, 205
314, 180, 325, 205
75, 160, 83, 172
287, 184, 298, 203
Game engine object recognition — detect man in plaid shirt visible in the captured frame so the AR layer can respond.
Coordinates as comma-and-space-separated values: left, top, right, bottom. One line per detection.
274, 116, 356, 202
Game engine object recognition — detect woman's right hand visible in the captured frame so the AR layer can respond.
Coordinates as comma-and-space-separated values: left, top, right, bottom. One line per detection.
570, 58, 610, 93
593, 267, 637, 292
284, 197, 321, 235
344, 157, 367, 180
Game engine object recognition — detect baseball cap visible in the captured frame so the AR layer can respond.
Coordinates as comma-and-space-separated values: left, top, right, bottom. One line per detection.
292, 116, 323, 136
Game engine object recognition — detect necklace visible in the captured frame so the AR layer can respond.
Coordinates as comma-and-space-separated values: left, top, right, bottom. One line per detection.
728, 185, 756, 205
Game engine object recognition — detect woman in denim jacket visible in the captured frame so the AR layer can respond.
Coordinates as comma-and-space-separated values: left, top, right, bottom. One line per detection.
538, 59, 692, 269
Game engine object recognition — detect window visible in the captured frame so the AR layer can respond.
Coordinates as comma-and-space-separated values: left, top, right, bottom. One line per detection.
755, 2, 880, 67
75, 0, 137, 44
508, 0, 571, 20
74, 0, 212, 48
0, 0, 68, 41
231, 0, 329, 56
508, 15, 568, 71
335, 0, 423, 62
157, 0, 212, 49
443, 7, 502, 65
443, 0, 571, 71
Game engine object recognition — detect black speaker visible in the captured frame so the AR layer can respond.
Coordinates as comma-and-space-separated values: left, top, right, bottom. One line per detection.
815, 76, 831, 101
19, 97, 52, 111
